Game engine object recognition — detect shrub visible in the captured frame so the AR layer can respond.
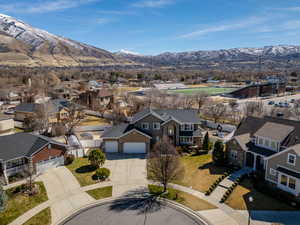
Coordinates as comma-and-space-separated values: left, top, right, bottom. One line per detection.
88, 149, 106, 169
0, 185, 7, 212
65, 154, 75, 165
95, 168, 110, 180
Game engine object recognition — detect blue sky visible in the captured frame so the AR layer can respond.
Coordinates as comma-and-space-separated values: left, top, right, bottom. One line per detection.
0, 0, 300, 55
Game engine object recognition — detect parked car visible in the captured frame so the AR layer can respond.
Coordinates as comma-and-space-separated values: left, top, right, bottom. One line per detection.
268, 101, 275, 105
277, 112, 284, 117
290, 99, 295, 103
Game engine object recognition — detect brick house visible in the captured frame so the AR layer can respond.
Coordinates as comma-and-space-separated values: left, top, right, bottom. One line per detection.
0, 133, 68, 184
102, 108, 203, 154
227, 116, 300, 198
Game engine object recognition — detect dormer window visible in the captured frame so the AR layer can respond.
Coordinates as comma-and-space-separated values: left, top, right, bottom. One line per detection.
181, 124, 193, 131
287, 153, 296, 166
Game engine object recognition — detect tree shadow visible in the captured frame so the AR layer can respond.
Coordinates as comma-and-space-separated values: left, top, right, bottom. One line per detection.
198, 162, 228, 175
75, 165, 96, 173
109, 187, 164, 216
105, 153, 146, 161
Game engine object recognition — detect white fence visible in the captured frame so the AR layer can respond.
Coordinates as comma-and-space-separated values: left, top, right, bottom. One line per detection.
80, 140, 102, 148
202, 120, 236, 133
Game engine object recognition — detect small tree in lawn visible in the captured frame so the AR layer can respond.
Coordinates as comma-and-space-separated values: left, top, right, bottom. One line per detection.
148, 136, 184, 192
202, 132, 210, 152
0, 185, 7, 212
212, 140, 225, 165
88, 149, 106, 169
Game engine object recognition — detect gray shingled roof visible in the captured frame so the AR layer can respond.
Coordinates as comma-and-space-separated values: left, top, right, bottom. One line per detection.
101, 123, 130, 138
254, 122, 294, 142
0, 133, 65, 161
15, 103, 39, 113
131, 108, 201, 124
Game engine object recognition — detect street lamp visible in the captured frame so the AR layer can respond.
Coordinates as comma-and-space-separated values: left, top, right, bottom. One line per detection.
248, 196, 254, 225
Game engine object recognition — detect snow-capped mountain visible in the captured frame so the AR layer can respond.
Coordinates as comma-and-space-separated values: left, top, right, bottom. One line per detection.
116, 49, 141, 56
119, 45, 300, 70
0, 14, 132, 67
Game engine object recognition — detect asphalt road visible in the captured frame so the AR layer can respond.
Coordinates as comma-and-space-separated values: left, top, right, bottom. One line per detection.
61, 200, 205, 225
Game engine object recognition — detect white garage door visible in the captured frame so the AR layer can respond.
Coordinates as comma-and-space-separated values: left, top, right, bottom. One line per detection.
123, 142, 146, 154
105, 141, 118, 153
36, 156, 64, 174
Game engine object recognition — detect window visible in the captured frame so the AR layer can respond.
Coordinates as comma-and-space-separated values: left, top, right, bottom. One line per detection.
181, 124, 193, 131
288, 178, 296, 190
280, 174, 288, 186
270, 168, 277, 176
168, 127, 174, 135
287, 154, 296, 166
141, 123, 149, 130
153, 123, 160, 130
230, 151, 238, 160
155, 136, 160, 142
264, 139, 270, 147
258, 138, 263, 145
180, 136, 193, 144
271, 141, 277, 150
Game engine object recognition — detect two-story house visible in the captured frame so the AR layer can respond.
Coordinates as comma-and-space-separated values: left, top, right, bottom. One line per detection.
101, 108, 203, 154
227, 116, 300, 198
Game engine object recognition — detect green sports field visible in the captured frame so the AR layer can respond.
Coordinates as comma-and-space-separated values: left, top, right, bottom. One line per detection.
167, 87, 236, 95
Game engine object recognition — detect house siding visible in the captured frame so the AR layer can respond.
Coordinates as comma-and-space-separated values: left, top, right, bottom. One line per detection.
161, 120, 180, 146
226, 139, 245, 168
119, 131, 151, 153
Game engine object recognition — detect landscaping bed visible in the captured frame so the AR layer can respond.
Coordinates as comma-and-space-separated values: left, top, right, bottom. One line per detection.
22, 207, 51, 225
0, 182, 48, 225
66, 157, 97, 187
226, 178, 297, 210
148, 185, 216, 211
174, 154, 228, 192
86, 186, 113, 200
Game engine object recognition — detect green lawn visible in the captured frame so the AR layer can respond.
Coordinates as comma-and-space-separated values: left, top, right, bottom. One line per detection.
0, 182, 49, 225
66, 157, 97, 187
22, 207, 51, 225
226, 179, 297, 210
168, 87, 236, 95
86, 186, 113, 200
174, 154, 228, 192
148, 185, 216, 211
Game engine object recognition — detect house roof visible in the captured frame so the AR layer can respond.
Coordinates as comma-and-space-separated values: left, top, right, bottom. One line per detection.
131, 108, 201, 124
235, 116, 300, 148
97, 89, 113, 98
277, 166, 300, 179
15, 103, 39, 113
102, 123, 130, 138
0, 133, 66, 161
254, 122, 294, 142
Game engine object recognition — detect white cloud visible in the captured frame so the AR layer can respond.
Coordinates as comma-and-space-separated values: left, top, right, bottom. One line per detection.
0, 0, 100, 13
96, 18, 114, 24
132, 0, 175, 8
179, 17, 266, 39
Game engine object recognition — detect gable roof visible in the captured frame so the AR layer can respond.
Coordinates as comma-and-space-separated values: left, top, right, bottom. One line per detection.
15, 103, 39, 113
235, 116, 300, 148
101, 123, 151, 139
0, 133, 66, 161
254, 122, 294, 142
131, 108, 201, 124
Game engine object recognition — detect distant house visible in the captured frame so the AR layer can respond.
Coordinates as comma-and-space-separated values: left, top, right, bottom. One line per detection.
102, 108, 203, 154
0, 133, 68, 184
153, 83, 187, 90
14, 99, 80, 124
78, 89, 113, 110
227, 116, 300, 199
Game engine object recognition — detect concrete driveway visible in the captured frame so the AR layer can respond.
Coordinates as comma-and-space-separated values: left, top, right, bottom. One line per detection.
104, 153, 148, 197
39, 167, 94, 224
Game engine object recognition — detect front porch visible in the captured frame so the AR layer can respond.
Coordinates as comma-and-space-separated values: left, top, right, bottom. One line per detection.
244, 151, 266, 171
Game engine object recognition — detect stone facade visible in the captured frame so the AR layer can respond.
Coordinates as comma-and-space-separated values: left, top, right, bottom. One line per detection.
226, 139, 245, 168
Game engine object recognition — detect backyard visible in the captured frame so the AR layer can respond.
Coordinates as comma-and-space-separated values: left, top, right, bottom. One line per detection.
167, 87, 236, 96
174, 154, 228, 192
226, 178, 297, 210
0, 182, 48, 225
66, 157, 97, 187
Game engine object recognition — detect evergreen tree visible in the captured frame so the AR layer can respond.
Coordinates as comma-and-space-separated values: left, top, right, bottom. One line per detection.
202, 132, 210, 152
0, 185, 7, 212
212, 140, 225, 165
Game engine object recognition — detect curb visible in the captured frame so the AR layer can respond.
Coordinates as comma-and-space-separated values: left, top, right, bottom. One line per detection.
55, 197, 210, 225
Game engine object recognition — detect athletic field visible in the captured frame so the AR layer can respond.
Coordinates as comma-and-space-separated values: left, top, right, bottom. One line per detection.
167, 87, 236, 95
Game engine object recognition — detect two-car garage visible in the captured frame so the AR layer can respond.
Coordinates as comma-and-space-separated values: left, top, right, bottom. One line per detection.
103, 129, 150, 154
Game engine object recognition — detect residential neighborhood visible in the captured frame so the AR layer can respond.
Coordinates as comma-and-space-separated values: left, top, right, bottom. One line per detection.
1, 1, 300, 225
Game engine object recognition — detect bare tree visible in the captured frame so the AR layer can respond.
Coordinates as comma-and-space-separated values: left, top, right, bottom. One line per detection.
243, 101, 265, 118
148, 136, 184, 192
61, 103, 85, 136
193, 92, 208, 112
208, 103, 227, 123
293, 100, 300, 121
111, 104, 127, 125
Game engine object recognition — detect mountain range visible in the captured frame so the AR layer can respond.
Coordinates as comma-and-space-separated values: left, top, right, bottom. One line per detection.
0, 13, 300, 71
